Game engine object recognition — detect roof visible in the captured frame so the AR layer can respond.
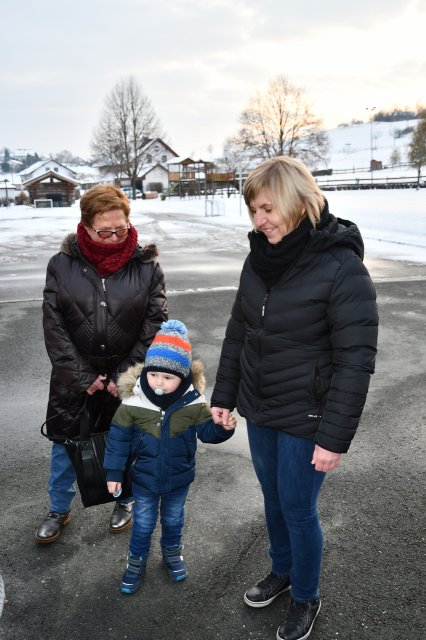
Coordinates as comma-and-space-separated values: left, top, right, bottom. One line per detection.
139, 162, 168, 177
19, 159, 78, 177
22, 171, 79, 188
141, 138, 179, 158
167, 157, 196, 165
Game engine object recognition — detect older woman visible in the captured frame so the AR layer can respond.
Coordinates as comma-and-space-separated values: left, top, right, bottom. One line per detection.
36, 185, 167, 544
211, 157, 378, 640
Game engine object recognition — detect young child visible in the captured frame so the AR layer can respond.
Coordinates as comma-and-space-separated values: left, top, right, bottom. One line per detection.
104, 319, 237, 594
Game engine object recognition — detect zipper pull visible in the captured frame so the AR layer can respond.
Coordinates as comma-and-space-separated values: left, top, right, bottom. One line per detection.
262, 294, 269, 317
101, 278, 106, 292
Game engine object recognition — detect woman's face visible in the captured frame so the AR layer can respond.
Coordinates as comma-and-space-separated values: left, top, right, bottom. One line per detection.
249, 190, 295, 245
85, 208, 129, 244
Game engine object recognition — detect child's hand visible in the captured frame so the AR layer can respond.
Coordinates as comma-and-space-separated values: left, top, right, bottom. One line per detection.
221, 413, 237, 431
107, 481, 122, 496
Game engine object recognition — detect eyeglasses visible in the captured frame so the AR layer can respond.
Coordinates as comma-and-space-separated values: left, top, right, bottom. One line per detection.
89, 223, 130, 239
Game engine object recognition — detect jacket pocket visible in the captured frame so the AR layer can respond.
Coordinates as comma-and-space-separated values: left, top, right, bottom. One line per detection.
308, 365, 323, 420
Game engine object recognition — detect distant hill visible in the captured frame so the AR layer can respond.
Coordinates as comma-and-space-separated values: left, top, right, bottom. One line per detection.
326, 120, 416, 170
315, 120, 422, 189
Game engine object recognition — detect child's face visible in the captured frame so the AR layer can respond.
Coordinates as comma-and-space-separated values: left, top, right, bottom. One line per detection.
147, 371, 181, 395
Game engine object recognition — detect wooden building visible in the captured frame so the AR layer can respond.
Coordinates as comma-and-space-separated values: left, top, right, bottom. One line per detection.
20, 160, 79, 206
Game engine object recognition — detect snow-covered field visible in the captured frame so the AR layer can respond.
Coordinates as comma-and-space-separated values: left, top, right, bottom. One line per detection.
1, 119, 424, 265
1, 188, 425, 264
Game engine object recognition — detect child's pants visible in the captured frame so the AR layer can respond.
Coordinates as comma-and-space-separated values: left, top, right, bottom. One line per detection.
130, 485, 190, 556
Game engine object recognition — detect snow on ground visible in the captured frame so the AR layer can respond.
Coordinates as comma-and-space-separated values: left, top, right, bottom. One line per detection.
1, 188, 425, 264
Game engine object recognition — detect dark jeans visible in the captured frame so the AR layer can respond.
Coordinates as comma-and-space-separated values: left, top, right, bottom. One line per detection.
130, 485, 190, 557
247, 422, 326, 602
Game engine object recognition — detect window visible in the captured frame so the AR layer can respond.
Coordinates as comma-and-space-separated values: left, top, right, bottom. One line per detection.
161, 155, 167, 163
146, 154, 152, 163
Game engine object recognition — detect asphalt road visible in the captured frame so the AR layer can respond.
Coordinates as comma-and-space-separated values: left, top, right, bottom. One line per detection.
0, 224, 425, 640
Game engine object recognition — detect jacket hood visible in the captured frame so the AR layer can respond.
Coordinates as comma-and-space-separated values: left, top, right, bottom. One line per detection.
59, 232, 159, 262
307, 200, 364, 260
117, 358, 207, 399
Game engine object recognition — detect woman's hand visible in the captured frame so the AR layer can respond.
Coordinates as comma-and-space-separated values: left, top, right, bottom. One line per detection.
107, 481, 122, 495
311, 444, 342, 473
211, 406, 230, 426
106, 380, 119, 397
86, 374, 107, 395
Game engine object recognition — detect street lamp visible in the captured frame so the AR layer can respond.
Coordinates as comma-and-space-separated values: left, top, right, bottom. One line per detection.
366, 106, 376, 186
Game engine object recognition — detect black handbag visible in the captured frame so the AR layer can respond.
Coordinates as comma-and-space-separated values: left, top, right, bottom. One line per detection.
63, 399, 132, 508
41, 398, 132, 508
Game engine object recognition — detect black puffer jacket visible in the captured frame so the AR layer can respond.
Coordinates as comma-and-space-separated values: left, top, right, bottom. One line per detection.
43, 234, 167, 440
211, 214, 379, 453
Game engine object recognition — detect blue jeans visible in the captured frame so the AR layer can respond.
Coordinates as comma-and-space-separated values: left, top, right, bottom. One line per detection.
247, 422, 326, 602
129, 485, 190, 557
48, 443, 132, 513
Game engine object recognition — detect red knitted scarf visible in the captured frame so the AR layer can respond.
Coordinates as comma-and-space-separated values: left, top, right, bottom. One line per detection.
77, 222, 139, 277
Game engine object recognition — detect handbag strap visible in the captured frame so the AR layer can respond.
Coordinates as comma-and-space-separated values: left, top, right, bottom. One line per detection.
79, 399, 92, 440
39, 399, 87, 442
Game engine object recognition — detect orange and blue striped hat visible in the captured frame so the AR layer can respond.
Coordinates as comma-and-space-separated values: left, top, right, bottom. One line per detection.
144, 320, 192, 379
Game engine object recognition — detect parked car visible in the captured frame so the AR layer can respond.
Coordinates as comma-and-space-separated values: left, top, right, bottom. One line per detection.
121, 186, 143, 199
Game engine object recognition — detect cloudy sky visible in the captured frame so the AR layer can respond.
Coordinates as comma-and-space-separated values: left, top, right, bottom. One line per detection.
1, 0, 425, 160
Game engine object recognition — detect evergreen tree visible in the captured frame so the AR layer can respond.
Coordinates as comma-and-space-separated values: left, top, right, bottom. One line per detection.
408, 115, 426, 187
1, 148, 11, 173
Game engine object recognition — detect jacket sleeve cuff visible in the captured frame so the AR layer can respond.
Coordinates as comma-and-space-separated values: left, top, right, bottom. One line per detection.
105, 470, 124, 482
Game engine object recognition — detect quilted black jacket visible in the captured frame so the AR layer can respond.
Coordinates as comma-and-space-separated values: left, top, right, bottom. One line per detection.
211, 214, 379, 453
43, 234, 167, 439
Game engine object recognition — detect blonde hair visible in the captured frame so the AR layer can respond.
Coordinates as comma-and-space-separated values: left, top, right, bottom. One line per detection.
80, 185, 130, 224
243, 156, 325, 230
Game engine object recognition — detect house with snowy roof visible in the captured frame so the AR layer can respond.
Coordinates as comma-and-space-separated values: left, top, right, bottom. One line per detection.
19, 160, 79, 206
119, 138, 179, 193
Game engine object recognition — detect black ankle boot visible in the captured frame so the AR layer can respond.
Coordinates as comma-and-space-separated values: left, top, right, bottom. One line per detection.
277, 598, 321, 640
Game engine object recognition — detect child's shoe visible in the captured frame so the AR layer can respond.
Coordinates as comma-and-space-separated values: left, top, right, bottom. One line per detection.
120, 552, 147, 594
161, 544, 188, 581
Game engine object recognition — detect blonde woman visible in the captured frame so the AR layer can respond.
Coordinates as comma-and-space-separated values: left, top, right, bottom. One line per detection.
211, 157, 378, 640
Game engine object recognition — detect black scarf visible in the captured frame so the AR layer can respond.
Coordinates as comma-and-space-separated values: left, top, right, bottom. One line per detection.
249, 217, 312, 289
139, 370, 193, 410
249, 202, 331, 289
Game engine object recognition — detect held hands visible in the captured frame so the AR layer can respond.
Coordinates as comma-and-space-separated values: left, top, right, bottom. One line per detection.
221, 413, 237, 431
311, 444, 342, 473
211, 407, 237, 431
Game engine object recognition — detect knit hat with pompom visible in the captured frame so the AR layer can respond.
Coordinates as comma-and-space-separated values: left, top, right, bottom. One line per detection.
144, 319, 192, 379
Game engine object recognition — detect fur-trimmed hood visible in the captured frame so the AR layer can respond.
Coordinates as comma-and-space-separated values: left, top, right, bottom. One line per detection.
59, 232, 159, 263
117, 358, 207, 399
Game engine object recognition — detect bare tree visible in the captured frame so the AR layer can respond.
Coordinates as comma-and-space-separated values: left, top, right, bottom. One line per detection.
408, 114, 426, 187
91, 77, 163, 196
230, 76, 329, 168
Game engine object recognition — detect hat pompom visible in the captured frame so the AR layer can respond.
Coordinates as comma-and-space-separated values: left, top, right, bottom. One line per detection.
160, 319, 187, 335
